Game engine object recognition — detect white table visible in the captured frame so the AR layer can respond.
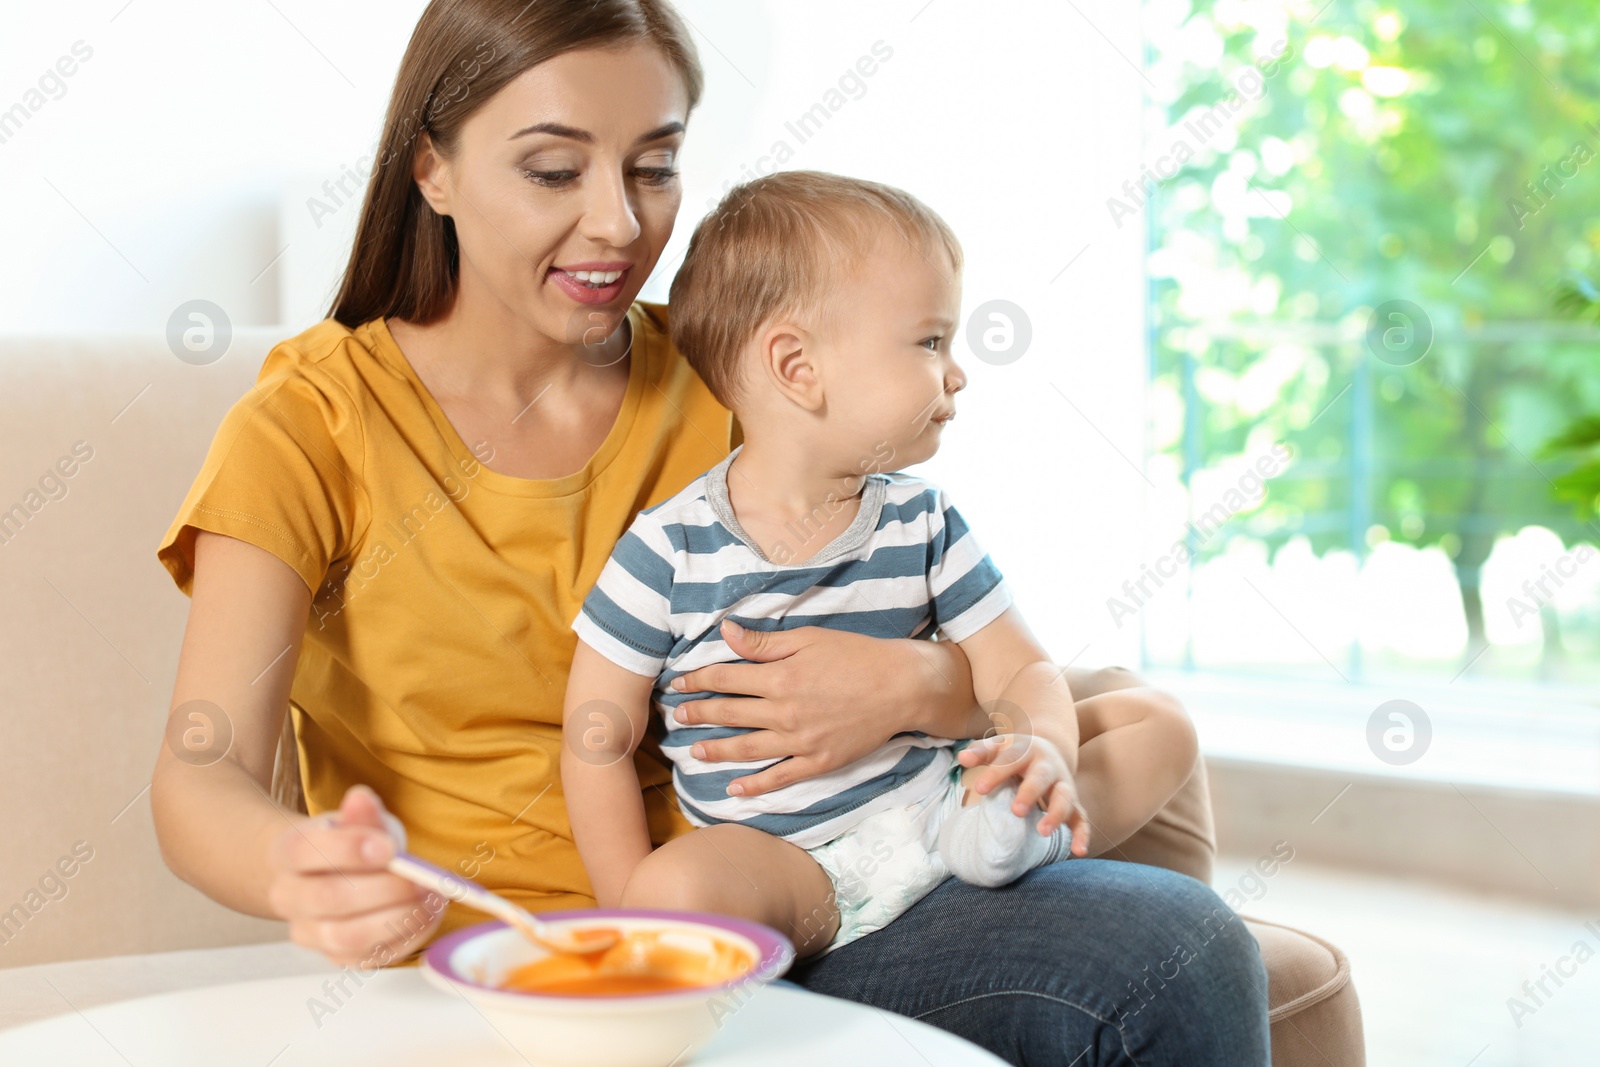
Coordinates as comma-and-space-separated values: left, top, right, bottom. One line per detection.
0, 951, 1004, 1066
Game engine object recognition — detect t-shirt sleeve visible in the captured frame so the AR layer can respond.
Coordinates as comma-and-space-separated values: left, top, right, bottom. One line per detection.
926, 485, 1013, 642
156, 367, 368, 598
571, 513, 678, 678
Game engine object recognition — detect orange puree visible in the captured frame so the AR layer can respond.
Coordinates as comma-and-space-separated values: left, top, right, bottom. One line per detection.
502, 929, 754, 997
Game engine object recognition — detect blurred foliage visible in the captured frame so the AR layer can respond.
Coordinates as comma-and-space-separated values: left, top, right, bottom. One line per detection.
1143, 0, 1600, 658
1544, 270, 1600, 516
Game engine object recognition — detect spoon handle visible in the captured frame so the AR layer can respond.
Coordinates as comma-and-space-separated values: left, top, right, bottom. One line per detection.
387, 851, 535, 932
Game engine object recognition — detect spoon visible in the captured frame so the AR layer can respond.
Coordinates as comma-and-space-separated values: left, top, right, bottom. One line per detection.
387, 851, 619, 956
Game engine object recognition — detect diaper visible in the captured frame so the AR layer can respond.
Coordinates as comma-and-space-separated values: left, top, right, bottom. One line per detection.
804, 763, 966, 957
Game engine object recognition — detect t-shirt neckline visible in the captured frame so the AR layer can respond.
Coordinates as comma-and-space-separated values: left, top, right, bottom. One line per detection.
366, 303, 647, 499
704, 444, 888, 567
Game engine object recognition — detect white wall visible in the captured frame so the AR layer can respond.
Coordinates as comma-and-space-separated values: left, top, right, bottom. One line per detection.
1, 0, 1148, 666
0, 0, 432, 332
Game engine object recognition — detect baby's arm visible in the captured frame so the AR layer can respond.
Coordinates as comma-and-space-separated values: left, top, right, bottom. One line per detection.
924, 485, 1195, 869
560, 639, 657, 909
954, 608, 1089, 853
956, 606, 1204, 861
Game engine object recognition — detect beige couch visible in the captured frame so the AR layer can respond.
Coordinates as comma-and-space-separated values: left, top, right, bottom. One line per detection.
0, 328, 1363, 1063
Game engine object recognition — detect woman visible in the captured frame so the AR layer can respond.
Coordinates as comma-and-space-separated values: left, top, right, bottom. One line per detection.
151, 1, 1269, 1062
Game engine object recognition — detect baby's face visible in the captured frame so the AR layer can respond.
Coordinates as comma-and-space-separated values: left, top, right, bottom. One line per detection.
813, 233, 965, 472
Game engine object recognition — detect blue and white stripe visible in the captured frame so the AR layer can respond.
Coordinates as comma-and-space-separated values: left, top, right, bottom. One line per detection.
572, 446, 1012, 849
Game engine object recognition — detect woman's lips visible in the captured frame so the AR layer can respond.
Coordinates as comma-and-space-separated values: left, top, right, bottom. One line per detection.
549, 266, 629, 306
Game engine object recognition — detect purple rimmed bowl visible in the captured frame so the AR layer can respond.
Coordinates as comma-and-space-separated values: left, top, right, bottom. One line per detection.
421, 909, 794, 1067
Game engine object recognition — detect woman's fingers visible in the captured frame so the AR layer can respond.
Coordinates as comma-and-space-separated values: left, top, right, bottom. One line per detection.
670, 622, 815, 697
672, 695, 772, 728
272, 784, 405, 876
271, 818, 393, 875
721, 756, 820, 798
270, 870, 426, 922
288, 894, 443, 967
336, 783, 389, 828
691, 728, 790, 765
670, 662, 772, 700
265, 784, 442, 967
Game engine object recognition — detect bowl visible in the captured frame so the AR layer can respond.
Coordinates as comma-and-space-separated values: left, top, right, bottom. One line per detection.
421, 909, 794, 1067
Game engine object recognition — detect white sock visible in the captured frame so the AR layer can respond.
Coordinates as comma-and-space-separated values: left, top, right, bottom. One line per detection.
936, 780, 1073, 888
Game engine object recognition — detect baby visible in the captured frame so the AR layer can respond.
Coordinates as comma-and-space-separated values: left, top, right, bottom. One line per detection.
561, 170, 1198, 958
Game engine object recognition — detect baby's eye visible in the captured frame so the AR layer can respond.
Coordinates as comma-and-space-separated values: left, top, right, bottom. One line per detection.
920, 335, 943, 353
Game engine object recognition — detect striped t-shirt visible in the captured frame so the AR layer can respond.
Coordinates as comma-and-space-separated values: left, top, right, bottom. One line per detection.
571, 445, 1013, 850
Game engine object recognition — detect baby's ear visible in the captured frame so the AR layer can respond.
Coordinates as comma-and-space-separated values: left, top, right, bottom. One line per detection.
760, 323, 824, 412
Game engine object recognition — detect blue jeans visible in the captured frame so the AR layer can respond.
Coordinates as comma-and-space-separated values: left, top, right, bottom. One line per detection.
780, 858, 1271, 1065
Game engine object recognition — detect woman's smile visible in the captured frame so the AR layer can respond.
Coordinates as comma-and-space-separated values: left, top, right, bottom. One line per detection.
549, 262, 634, 305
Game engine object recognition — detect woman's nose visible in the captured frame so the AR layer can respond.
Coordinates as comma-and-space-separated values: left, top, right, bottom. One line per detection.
581, 167, 642, 249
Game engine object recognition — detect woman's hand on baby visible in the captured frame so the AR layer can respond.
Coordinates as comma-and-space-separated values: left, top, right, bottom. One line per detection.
957, 734, 1091, 857
668, 620, 930, 797
266, 784, 444, 968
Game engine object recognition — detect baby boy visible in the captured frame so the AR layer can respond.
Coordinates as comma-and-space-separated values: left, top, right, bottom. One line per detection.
560, 170, 1198, 958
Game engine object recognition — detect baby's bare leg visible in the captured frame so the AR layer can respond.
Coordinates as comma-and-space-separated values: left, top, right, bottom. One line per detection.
1069, 686, 1199, 858
619, 825, 841, 959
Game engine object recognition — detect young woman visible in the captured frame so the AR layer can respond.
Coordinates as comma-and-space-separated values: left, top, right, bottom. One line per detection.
151, 1, 1269, 1062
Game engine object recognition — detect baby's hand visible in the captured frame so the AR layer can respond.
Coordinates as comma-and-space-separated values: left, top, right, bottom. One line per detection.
956, 734, 1090, 857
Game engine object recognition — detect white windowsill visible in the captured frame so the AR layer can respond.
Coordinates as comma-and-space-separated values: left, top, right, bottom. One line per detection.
1146, 669, 1600, 798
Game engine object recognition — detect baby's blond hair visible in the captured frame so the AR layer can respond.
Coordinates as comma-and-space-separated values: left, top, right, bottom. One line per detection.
668, 170, 962, 409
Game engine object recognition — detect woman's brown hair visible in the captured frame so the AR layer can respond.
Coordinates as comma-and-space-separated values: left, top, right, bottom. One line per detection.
327, 0, 704, 328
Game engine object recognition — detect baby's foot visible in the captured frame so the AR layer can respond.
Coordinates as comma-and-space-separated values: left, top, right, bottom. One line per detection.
937, 780, 1072, 888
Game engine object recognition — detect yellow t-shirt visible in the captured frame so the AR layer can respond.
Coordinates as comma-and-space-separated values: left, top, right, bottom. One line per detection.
157, 300, 739, 955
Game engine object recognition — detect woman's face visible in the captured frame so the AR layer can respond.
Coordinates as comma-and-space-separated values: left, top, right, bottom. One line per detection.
413, 43, 689, 347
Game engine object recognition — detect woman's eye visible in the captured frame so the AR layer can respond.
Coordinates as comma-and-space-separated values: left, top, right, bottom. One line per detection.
521, 168, 578, 188
518, 167, 680, 189
634, 167, 679, 186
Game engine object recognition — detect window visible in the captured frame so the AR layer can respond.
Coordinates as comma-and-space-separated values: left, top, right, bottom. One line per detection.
1139, 0, 1600, 694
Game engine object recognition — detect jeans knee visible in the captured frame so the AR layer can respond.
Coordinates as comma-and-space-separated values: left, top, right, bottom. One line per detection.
1104, 870, 1269, 1061
1147, 872, 1266, 994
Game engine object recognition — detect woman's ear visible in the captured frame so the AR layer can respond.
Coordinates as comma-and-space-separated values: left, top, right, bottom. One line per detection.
759, 322, 825, 413
411, 134, 454, 218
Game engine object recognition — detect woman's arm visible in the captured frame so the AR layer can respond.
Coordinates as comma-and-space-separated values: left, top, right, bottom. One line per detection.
667, 620, 983, 797
152, 530, 313, 914
900, 631, 988, 738
151, 531, 439, 966
560, 641, 657, 908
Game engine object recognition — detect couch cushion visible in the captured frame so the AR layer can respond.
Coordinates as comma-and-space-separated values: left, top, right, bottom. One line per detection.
0, 329, 289, 966
1245, 916, 1365, 1066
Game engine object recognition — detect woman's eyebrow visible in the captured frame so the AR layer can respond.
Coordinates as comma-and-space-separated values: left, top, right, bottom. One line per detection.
509, 120, 685, 144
